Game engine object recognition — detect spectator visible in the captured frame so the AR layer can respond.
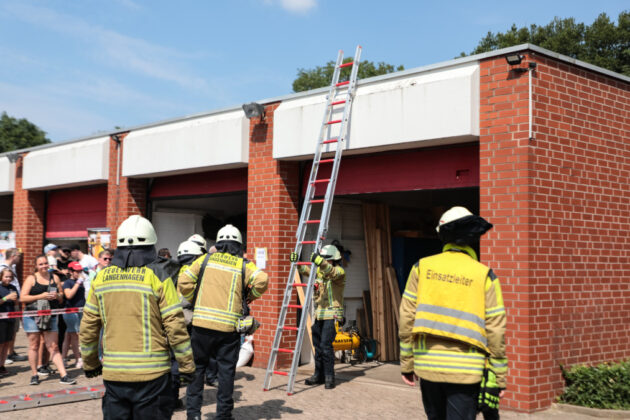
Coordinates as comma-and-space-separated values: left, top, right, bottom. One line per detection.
0, 248, 26, 364
44, 244, 60, 270
19, 255, 76, 386
57, 247, 72, 270
61, 262, 85, 368
83, 249, 112, 300
157, 248, 172, 259
70, 244, 98, 272
0, 268, 18, 376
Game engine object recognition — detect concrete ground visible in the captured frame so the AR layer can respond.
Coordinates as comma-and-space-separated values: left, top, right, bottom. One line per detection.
0, 332, 612, 419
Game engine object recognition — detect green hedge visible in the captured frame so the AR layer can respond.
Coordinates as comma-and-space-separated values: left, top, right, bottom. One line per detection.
558, 360, 630, 410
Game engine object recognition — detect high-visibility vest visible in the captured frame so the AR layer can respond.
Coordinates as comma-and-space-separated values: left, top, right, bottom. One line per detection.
412, 250, 490, 353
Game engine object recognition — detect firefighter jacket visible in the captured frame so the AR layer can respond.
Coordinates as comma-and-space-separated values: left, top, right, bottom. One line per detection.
79, 262, 195, 382
178, 252, 268, 332
398, 244, 507, 388
298, 260, 345, 320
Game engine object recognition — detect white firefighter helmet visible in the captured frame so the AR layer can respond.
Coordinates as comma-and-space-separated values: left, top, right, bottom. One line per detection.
216, 224, 242, 244
320, 244, 341, 261
436, 206, 473, 233
188, 234, 207, 249
117, 215, 157, 246
177, 240, 203, 257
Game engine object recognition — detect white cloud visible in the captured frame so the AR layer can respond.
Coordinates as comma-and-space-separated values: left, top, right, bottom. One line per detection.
264, 0, 317, 14
1, 3, 211, 92
281, 0, 316, 13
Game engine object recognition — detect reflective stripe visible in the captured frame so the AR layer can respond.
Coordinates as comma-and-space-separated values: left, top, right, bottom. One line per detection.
207, 262, 241, 274
84, 302, 99, 314
403, 290, 417, 301
400, 342, 413, 356
194, 307, 240, 320
227, 271, 238, 312
417, 303, 485, 330
104, 350, 169, 358
160, 302, 182, 317
485, 306, 505, 317
413, 319, 487, 347
250, 288, 261, 298
103, 361, 170, 370
142, 295, 150, 353
193, 313, 238, 326
249, 269, 261, 286
172, 341, 192, 356
184, 269, 198, 281
414, 362, 484, 373
413, 350, 486, 361
81, 342, 99, 355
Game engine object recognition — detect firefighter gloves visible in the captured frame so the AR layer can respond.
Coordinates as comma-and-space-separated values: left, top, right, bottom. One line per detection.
478, 367, 501, 414
290, 252, 298, 263
84, 365, 103, 378
311, 253, 324, 266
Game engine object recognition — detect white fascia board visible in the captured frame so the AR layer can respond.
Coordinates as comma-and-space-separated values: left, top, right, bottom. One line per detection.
22, 137, 110, 190
0, 158, 15, 195
273, 62, 480, 159
122, 110, 249, 178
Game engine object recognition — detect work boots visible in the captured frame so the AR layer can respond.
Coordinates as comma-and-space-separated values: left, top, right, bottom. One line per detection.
304, 373, 324, 385
324, 375, 335, 389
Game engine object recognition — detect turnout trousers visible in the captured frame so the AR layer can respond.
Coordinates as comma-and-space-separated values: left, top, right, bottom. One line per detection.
102, 373, 173, 420
420, 379, 480, 420
311, 319, 336, 377
186, 326, 240, 420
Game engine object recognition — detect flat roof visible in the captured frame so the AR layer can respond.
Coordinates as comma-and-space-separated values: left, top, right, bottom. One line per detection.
2, 43, 628, 158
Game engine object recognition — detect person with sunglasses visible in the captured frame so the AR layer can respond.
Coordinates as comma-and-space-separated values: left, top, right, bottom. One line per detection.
61, 261, 86, 368
83, 249, 112, 300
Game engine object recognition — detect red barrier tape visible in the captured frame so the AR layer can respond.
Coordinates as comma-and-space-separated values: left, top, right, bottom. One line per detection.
0, 307, 83, 319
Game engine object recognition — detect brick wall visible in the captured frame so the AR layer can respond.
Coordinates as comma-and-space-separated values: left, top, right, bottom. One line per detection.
106, 133, 148, 246
246, 104, 301, 369
12, 154, 45, 281
480, 52, 630, 411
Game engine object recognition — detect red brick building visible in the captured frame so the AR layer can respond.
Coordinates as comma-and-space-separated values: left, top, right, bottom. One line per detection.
1, 44, 628, 412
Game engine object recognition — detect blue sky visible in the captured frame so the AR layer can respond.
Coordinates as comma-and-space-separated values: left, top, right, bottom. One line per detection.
0, 1, 627, 142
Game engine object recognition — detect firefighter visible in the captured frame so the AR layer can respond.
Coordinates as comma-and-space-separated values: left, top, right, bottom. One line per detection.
79, 215, 195, 419
179, 224, 268, 420
290, 244, 346, 389
398, 206, 507, 420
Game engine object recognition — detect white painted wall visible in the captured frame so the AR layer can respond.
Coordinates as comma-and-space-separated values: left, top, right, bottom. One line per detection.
274, 62, 480, 159
152, 211, 204, 259
0, 158, 15, 195
22, 137, 110, 190
122, 110, 249, 178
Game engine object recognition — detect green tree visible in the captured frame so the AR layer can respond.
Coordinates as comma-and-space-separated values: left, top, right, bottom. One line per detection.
0, 112, 50, 153
292, 59, 405, 92
463, 11, 630, 76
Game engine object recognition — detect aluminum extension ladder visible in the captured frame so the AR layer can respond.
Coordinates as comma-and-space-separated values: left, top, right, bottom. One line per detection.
263, 46, 361, 395
0, 384, 105, 412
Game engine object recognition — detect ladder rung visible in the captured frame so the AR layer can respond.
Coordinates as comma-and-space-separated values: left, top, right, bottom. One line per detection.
318, 159, 334, 164
301, 241, 316, 244
311, 179, 330, 184
331, 100, 346, 106
310, 199, 325, 204
336, 80, 350, 87
283, 326, 298, 331
274, 370, 289, 376
326, 119, 342, 125
287, 304, 302, 309
292, 283, 308, 287
305, 219, 321, 224
339, 61, 353, 68
296, 262, 311, 265
322, 139, 338, 144
277, 348, 294, 354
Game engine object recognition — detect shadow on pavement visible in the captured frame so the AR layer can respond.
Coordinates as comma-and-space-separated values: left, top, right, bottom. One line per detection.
225, 399, 302, 420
